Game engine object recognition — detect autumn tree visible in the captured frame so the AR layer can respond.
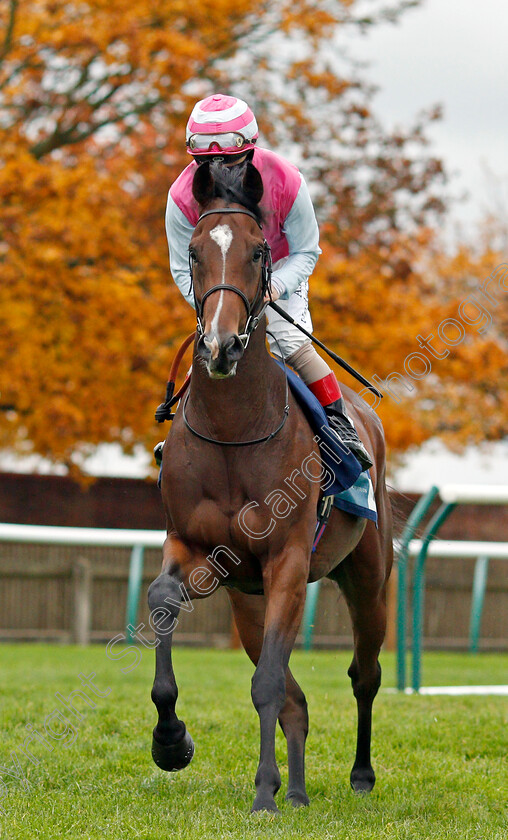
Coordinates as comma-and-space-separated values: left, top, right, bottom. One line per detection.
0, 0, 505, 473
1, 0, 267, 467
219, 3, 507, 453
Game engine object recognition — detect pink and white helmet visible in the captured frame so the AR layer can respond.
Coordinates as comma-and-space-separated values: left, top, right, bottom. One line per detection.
186, 94, 259, 156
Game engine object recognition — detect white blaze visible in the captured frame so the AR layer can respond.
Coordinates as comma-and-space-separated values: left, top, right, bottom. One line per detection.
209, 224, 233, 334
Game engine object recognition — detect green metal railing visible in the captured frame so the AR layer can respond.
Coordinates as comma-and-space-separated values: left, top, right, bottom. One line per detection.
396, 485, 439, 691
397, 484, 508, 692
301, 485, 441, 661
302, 580, 321, 651
410, 499, 457, 691
469, 555, 489, 654
125, 544, 146, 643
304, 486, 508, 687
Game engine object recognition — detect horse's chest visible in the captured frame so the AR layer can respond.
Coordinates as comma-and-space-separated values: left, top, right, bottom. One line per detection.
165, 429, 313, 558
170, 478, 257, 553
168, 458, 262, 543
185, 499, 240, 547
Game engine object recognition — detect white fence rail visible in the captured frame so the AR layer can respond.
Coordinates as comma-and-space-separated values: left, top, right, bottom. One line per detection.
0, 523, 165, 644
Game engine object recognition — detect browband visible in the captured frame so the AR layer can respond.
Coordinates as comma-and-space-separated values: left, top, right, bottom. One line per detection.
196, 207, 263, 230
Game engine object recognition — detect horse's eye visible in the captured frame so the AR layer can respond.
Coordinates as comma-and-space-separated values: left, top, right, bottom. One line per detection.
253, 249, 263, 263
189, 248, 199, 263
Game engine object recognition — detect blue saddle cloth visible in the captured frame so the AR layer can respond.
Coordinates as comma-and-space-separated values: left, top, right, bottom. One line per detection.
277, 362, 378, 523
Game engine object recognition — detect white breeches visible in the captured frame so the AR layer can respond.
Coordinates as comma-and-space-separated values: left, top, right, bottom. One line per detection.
266, 277, 313, 358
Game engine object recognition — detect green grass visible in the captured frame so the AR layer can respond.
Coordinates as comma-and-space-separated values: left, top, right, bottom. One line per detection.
0, 645, 507, 839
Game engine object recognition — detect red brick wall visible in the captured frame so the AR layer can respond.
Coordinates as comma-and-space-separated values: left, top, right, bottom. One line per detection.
0, 472, 165, 529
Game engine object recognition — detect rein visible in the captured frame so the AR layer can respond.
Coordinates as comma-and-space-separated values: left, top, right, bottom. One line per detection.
154, 333, 194, 423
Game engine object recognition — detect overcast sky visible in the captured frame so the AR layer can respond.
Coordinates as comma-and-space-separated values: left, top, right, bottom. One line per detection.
350, 0, 508, 240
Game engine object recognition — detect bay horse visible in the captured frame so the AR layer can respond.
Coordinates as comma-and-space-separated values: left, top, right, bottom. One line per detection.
148, 160, 393, 812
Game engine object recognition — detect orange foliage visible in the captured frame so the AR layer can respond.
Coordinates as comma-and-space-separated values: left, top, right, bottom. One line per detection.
312, 237, 508, 455
0, 140, 193, 467
0, 0, 506, 473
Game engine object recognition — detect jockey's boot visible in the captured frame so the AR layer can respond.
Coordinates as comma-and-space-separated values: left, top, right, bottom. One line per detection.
323, 397, 373, 470
153, 441, 164, 467
308, 373, 373, 471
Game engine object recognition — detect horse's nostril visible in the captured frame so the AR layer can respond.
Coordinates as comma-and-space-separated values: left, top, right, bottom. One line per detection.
225, 334, 244, 361
198, 334, 222, 361
197, 335, 210, 360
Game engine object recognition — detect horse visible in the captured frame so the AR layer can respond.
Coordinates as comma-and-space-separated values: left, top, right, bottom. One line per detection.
148, 160, 393, 813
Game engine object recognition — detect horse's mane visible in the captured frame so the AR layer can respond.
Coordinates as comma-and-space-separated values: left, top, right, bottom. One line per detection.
208, 162, 264, 225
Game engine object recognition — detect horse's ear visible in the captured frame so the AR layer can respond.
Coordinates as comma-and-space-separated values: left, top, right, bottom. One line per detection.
242, 162, 263, 206
192, 161, 215, 206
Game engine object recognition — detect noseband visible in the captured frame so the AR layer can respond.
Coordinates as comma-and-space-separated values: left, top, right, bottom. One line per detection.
189, 207, 272, 348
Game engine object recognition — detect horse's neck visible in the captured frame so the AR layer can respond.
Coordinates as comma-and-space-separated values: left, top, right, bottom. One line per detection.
188, 324, 284, 437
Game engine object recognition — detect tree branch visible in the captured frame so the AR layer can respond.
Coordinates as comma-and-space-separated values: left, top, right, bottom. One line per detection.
0, 0, 18, 69
30, 97, 163, 158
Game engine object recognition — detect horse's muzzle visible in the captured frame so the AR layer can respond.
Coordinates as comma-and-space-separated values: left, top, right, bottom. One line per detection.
197, 332, 245, 377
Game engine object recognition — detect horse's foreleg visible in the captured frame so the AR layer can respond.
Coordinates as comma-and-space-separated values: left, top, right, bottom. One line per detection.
250, 550, 309, 813
333, 524, 392, 793
279, 670, 309, 807
228, 590, 310, 808
147, 538, 194, 772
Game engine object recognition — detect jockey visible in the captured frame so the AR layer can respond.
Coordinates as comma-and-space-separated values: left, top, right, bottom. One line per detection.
162, 93, 372, 470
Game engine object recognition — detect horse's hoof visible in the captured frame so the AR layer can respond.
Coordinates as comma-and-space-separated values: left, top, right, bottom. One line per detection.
251, 795, 279, 813
350, 767, 375, 794
151, 730, 194, 772
285, 790, 310, 807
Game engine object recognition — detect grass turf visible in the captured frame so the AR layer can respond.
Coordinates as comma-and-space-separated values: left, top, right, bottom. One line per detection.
0, 645, 507, 839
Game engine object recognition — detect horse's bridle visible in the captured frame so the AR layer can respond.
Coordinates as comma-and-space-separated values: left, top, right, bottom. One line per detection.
189, 207, 273, 349
184, 206, 290, 447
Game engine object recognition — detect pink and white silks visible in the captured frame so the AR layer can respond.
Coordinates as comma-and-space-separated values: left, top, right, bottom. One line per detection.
165, 146, 322, 358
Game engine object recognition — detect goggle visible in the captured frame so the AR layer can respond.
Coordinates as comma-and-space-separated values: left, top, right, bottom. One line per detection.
187, 131, 252, 153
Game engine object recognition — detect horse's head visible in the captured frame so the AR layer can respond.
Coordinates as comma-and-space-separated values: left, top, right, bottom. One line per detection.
190, 161, 270, 378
